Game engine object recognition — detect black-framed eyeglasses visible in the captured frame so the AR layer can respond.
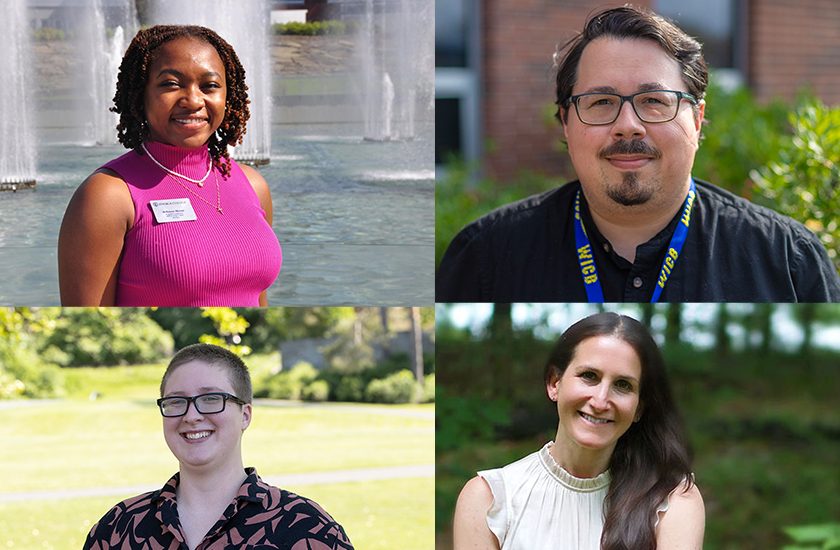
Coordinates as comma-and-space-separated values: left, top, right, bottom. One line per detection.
156, 392, 247, 417
564, 90, 698, 125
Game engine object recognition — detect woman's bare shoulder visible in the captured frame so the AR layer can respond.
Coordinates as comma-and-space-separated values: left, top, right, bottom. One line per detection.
656, 481, 705, 549
63, 168, 133, 229
458, 476, 494, 507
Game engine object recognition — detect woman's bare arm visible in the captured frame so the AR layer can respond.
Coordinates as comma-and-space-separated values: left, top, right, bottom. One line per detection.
58, 170, 133, 305
453, 476, 500, 550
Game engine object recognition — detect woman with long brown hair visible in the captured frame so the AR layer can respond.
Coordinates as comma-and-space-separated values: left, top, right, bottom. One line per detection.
453, 312, 704, 549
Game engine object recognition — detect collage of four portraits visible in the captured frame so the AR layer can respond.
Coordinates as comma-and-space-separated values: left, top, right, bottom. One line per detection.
2, 1, 839, 549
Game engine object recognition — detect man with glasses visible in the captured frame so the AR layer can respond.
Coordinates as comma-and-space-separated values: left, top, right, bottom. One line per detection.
436, 5, 840, 302
84, 343, 354, 550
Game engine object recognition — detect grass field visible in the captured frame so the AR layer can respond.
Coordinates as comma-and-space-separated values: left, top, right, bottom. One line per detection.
1, 362, 434, 549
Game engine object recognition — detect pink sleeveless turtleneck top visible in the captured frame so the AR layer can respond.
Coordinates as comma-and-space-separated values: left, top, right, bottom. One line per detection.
102, 141, 282, 306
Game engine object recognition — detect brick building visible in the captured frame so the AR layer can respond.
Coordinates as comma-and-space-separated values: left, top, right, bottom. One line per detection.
436, 0, 840, 182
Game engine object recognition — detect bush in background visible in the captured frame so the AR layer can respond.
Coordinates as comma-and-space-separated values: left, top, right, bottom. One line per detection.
273, 21, 349, 36
32, 28, 65, 41
302, 380, 330, 402
364, 370, 417, 404
692, 80, 791, 198
752, 99, 840, 272
40, 309, 173, 367
423, 373, 435, 403
260, 362, 319, 400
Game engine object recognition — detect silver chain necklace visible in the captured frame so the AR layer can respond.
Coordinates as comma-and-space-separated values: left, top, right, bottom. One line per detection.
167, 169, 222, 214
142, 142, 213, 186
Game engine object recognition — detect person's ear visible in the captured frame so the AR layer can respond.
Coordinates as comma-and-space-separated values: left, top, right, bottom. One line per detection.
560, 107, 570, 141
241, 403, 252, 431
546, 368, 561, 402
694, 100, 705, 134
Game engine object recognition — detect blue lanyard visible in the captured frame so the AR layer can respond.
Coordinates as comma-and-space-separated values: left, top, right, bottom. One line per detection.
573, 179, 697, 303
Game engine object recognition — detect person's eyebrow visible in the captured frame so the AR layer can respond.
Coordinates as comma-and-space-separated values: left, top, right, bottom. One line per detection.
164, 386, 227, 397
155, 69, 223, 80
579, 82, 670, 94
636, 81, 669, 92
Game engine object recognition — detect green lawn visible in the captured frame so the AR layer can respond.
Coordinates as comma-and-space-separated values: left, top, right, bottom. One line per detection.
0, 477, 433, 550
1, 364, 434, 549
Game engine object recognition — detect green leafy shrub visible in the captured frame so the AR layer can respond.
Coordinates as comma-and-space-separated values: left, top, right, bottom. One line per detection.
302, 380, 330, 402
0, 342, 63, 398
782, 523, 840, 549
436, 388, 512, 452
33, 28, 65, 41
263, 362, 319, 400
333, 375, 365, 402
273, 21, 348, 36
752, 99, 840, 273
365, 369, 417, 404
435, 161, 556, 268
41, 309, 173, 366
423, 373, 435, 403
692, 80, 791, 197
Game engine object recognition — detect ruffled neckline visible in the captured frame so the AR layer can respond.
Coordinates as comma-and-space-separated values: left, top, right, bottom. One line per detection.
539, 442, 611, 492
141, 140, 212, 181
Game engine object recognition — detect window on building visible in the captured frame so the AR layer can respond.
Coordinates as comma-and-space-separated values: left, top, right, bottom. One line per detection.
436, 0, 467, 68
655, 0, 745, 88
436, 98, 462, 164
435, 0, 479, 169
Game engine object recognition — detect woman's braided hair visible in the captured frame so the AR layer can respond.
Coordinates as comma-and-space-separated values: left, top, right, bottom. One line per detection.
111, 25, 250, 178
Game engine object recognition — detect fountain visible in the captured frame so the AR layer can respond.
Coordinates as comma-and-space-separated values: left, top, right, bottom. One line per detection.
357, 0, 433, 141
0, 0, 37, 190
150, 0, 273, 165
73, 0, 138, 145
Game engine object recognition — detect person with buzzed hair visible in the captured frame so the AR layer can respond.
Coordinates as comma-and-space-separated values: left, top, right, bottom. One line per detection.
84, 343, 353, 550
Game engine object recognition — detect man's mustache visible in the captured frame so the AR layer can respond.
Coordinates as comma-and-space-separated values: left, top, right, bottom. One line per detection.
599, 140, 661, 159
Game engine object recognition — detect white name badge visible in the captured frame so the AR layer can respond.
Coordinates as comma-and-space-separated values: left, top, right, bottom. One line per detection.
150, 198, 197, 223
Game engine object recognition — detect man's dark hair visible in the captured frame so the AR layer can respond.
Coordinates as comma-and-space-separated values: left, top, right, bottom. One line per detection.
554, 5, 708, 124
111, 25, 250, 178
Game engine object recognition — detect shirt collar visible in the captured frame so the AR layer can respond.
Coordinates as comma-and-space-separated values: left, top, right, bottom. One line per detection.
151, 466, 266, 506
577, 185, 687, 269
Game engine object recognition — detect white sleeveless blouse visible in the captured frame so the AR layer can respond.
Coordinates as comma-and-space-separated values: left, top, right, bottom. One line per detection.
478, 442, 670, 550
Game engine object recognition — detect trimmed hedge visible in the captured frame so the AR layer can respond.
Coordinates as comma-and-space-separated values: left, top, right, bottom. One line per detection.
273, 21, 349, 36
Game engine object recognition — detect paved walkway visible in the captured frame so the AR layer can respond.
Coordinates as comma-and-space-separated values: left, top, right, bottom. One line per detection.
0, 464, 434, 504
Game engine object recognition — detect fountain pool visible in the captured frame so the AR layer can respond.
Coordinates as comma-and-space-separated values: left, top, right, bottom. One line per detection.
0, 121, 433, 305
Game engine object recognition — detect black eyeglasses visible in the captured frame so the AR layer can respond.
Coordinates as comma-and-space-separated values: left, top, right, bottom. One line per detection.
156, 392, 247, 417
564, 90, 698, 125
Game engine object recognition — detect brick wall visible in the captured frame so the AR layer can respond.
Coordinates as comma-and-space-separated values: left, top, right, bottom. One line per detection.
481, 0, 651, 182
749, 0, 840, 104
480, 0, 840, 182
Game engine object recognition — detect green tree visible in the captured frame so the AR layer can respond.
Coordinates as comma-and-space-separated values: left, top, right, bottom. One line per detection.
199, 308, 251, 356
40, 308, 173, 366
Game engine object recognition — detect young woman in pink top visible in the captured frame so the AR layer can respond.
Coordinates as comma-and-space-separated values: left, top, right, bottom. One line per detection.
58, 25, 282, 306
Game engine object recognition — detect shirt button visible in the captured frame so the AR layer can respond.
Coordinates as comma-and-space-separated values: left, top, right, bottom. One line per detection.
603, 243, 611, 253
633, 277, 643, 288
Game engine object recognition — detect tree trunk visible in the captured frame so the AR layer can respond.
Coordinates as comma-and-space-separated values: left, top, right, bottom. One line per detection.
353, 307, 363, 346
715, 304, 730, 360
665, 303, 682, 346
489, 303, 513, 339
410, 307, 424, 385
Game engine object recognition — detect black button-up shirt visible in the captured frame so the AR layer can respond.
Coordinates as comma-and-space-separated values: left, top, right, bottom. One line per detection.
436, 179, 840, 302
84, 468, 354, 550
